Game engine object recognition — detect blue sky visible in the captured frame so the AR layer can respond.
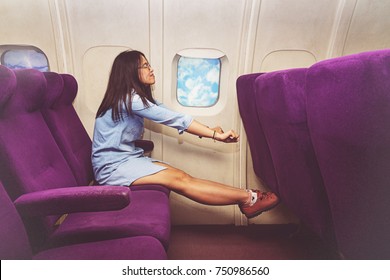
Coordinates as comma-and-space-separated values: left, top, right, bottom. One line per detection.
2, 49, 49, 72
177, 57, 220, 107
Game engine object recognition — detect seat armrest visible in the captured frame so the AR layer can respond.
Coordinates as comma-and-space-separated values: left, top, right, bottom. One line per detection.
14, 185, 131, 217
135, 139, 154, 153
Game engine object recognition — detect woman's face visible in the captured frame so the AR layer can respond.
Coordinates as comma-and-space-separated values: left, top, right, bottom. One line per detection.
138, 55, 155, 85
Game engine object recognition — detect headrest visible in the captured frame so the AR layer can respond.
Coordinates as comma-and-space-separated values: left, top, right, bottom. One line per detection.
310, 49, 390, 72
0, 66, 17, 110
59, 74, 78, 105
43, 72, 64, 108
44, 73, 77, 109
13, 69, 47, 113
255, 68, 308, 123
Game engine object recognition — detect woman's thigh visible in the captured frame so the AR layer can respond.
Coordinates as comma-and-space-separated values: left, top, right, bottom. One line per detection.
132, 162, 190, 191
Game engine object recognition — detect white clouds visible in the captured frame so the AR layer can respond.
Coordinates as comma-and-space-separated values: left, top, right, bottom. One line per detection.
184, 76, 202, 90
177, 57, 220, 107
206, 67, 220, 84
3, 49, 49, 71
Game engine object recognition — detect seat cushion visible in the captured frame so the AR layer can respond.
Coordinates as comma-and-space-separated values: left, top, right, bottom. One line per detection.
45, 189, 171, 250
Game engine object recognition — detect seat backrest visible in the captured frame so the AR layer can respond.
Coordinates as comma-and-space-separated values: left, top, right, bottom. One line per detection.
0, 67, 78, 248
0, 67, 31, 259
236, 73, 279, 193
0, 67, 77, 197
306, 49, 390, 259
0, 181, 33, 259
0, 65, 16, 112
254, 68, 334, 243
42, 72, 94, 186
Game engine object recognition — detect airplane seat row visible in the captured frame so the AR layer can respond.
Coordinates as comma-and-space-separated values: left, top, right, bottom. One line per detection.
305, 50, 390, 259
253, 67, 334, 245
237, 49, 390, 259
237, 68, 336, 248
0, 65, 170, 259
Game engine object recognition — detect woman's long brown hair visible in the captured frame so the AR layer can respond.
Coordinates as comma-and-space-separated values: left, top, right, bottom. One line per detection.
96, 50, 156, 121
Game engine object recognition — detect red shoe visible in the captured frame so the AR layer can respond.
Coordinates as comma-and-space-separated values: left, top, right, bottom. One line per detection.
239, 190, 280, 218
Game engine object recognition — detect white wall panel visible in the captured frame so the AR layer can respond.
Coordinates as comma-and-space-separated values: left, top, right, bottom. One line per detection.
63, 0, 151, 135
343, 0, 390, 55
253, 0, 341, 71
161, 0, 248, 225
0, 0, 59, 70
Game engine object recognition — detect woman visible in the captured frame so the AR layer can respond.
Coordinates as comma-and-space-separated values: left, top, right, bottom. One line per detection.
92, 50, 279, 218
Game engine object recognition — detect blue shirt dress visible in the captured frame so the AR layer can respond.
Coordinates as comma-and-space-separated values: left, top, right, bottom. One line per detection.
92, 93, 193, 186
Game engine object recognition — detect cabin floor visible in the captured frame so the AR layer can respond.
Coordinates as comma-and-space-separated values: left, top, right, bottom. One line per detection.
167, 224, 340, 260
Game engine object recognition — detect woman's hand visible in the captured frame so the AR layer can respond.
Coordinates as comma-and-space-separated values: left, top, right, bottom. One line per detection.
213, 128, 240, 143
186, 121, 239, 143
210, 126, 224, 134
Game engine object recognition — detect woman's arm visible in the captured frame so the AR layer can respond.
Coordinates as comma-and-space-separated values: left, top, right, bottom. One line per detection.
133, 97, 238, 142
186, 120, 239, 143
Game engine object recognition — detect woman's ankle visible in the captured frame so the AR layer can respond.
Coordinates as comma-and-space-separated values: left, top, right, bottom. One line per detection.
241, 189, 257, 207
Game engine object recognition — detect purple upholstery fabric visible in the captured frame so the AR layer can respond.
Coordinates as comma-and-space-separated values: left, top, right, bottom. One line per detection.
45, 189, 171, 250
306, 49, 390, 259
0, 68, 170, 253
14, 185, 131, 217
236, 73, 279, 193
0, 182, 33, 259
34, 235, 167, 260
0, 65, 16, 112
0, 68, 77, 199
42, 72, 93, 186
0, 68, 77, 245
0, 182, 167, 260
254, 68, 334, 243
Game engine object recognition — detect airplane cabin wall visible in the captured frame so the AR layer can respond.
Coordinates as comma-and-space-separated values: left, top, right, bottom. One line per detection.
0, 0, 60, 70
1, 0, 389, 226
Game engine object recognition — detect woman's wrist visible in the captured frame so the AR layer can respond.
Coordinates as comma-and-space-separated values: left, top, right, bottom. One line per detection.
212, 131, 222, 142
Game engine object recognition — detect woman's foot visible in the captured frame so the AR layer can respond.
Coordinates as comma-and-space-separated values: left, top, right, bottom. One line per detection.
239, 190, 280, 218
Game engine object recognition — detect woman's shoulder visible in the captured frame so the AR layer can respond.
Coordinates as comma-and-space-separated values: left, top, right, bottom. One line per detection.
130, 93, 143, 109
130, 92, 157, 111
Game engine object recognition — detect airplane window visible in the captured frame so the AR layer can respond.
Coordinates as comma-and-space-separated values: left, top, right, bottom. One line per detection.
1, 47, 49, 72
177, 56, 220, 107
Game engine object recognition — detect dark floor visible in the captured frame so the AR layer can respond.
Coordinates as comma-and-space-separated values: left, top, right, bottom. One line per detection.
167, 224, 340, 260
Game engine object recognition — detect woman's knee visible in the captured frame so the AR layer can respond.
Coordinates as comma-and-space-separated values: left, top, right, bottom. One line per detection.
166, 168, 193, 190
172, 169, 193, 184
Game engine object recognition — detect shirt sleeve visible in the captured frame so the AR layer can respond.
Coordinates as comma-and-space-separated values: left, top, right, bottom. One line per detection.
132, 95, 193, 134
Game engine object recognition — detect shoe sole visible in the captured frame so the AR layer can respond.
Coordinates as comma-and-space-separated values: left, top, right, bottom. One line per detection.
244, 200, 280, 219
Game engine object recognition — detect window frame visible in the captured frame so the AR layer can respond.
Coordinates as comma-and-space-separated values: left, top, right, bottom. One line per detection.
173, 49, 227, 112
0, 45, 50, 72
176, 56, 222, 108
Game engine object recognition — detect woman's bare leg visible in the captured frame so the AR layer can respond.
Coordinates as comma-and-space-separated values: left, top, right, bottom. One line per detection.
132, 162, 250, 206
